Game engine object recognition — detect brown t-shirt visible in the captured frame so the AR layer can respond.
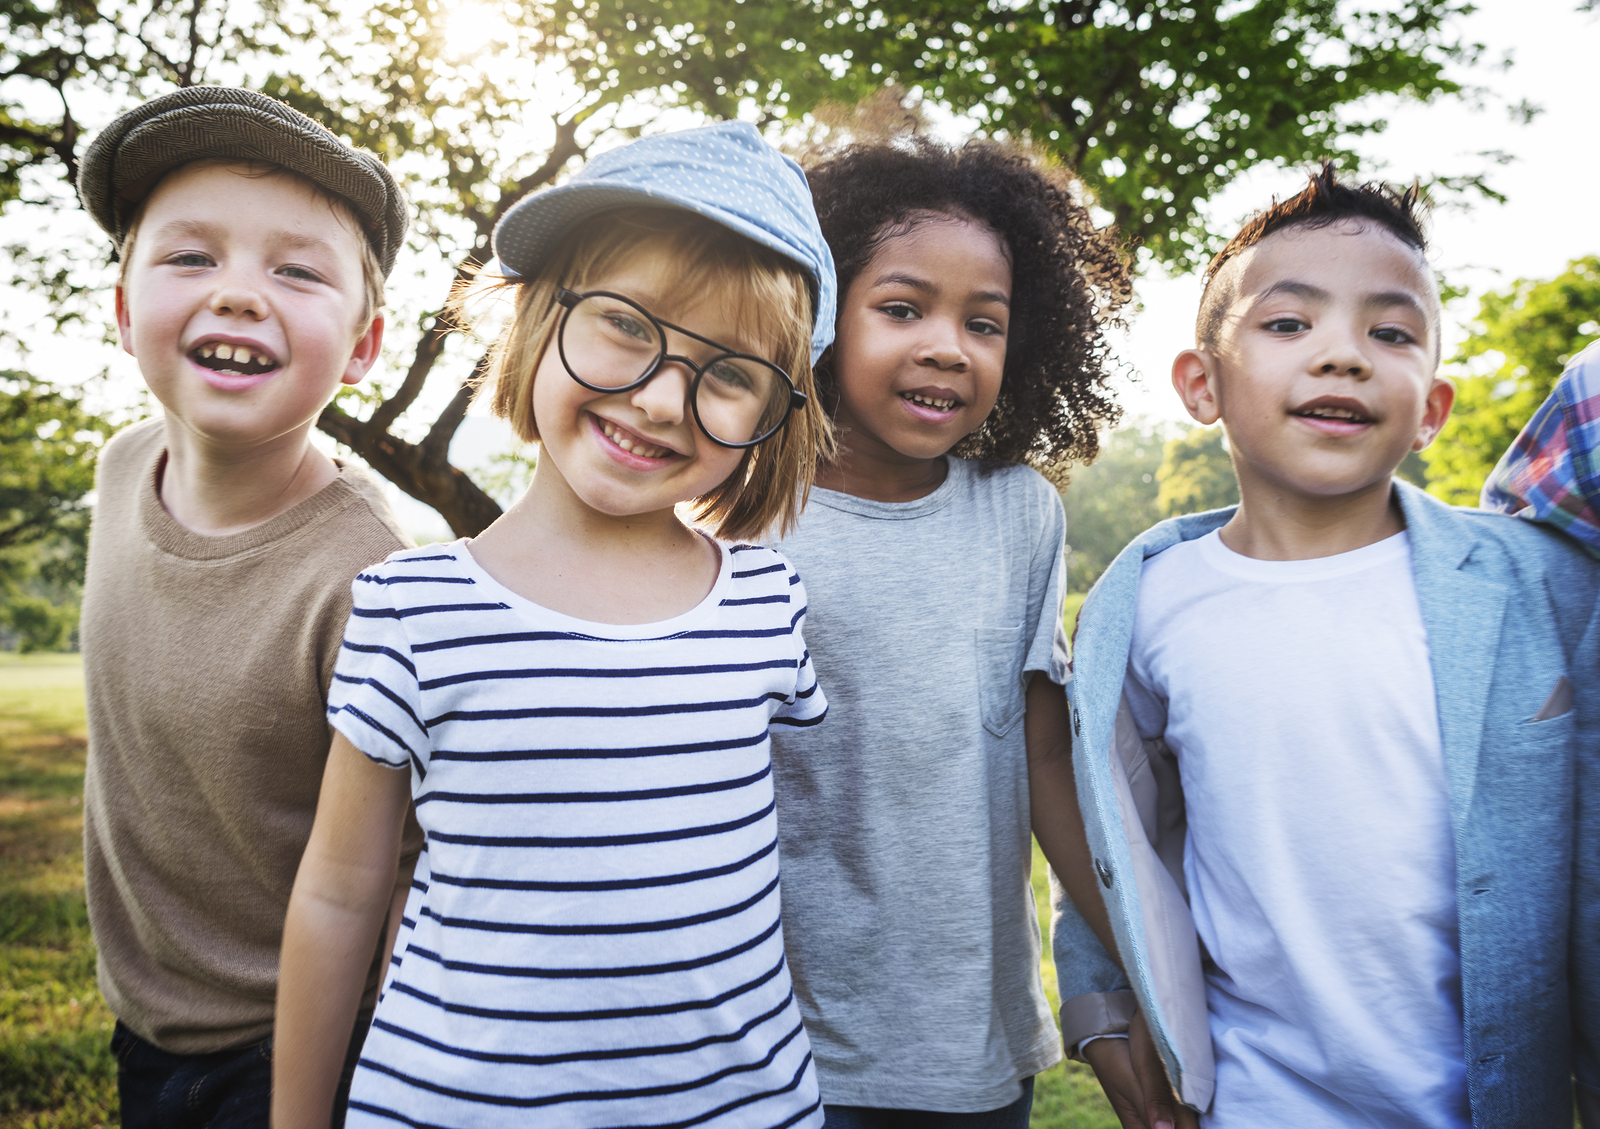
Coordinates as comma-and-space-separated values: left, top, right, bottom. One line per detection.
81, 417, 420, 1054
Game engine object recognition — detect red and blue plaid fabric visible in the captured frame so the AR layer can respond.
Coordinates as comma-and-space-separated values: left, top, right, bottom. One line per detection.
1481, 340, 1600, 557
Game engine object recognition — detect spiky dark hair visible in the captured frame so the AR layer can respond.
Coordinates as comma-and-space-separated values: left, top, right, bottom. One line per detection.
1197, 162, 1432, 352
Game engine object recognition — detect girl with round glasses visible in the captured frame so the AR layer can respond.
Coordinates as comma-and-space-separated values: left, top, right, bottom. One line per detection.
275, 124, 836, 1129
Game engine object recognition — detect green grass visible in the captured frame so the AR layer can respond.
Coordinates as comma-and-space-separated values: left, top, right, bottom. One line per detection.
1062, 591, 1088, 640
0, 653, 117, 1128
0, 653, 1116, 1126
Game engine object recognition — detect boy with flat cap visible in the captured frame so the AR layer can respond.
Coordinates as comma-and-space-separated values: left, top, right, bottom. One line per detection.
76, 86, 422, 1127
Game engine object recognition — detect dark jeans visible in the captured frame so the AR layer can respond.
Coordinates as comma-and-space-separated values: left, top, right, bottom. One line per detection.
112, 1015, 369, 1129
823, 1076, 1034, 1129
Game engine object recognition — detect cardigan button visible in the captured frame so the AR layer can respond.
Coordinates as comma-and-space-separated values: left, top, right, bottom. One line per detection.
1072, 708, 1082, 736
1095, 858, 1113, 888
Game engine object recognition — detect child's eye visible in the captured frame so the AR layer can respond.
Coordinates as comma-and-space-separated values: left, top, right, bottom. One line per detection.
278, 265, 323, 282
704, 358, 756, 393
602, 311, 654, 342
1371, 326, 1416, 346
167, 252, 213, 268
1263, 317, 1309, 335
967, 318, 1005, 338
879, 303, 919, 321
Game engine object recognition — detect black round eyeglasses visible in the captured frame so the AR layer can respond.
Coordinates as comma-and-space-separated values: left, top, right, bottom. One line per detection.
555, 288, 805, 449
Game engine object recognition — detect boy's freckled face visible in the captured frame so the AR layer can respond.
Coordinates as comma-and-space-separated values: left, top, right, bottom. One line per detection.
1192, 221, 1453, 502
831, 215, 1011, 464
530, 253, 749, 520
115, 162, 378, 450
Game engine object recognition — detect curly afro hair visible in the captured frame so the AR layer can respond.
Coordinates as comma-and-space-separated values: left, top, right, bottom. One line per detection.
805, 136, 1132, 483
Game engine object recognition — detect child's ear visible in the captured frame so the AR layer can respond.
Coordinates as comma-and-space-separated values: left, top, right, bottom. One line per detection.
342, 314, 386, 386
115, 286, 135, 357
1411, 375, 1456, 451
1172, 349, 1221, 426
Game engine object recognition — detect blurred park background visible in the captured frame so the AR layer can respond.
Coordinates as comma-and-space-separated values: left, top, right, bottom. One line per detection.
2, 0, 1598, 1122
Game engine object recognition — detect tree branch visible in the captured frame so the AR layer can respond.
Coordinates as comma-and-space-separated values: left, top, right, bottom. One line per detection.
335, 113, 589, 533
317, 401, 504, 538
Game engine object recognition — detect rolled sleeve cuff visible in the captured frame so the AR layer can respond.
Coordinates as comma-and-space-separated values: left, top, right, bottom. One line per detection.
1062, 990, 1138, 1061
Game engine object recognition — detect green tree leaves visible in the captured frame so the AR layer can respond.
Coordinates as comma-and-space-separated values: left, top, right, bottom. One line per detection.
0, 373, 107, 651
0, 0, 1494, 534
1061, 422, 1166, 590
1424, 256, 1600, 505
0, 373, 107, 554
1156, 425, 1238, 517
753, 0, 1480, 269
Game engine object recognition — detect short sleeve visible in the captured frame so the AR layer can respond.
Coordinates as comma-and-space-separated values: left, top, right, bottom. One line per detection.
1122, 660, 1168, 740
772, 565, 827, 728
327, 565, 427, 772
1023, 472, 1069, 685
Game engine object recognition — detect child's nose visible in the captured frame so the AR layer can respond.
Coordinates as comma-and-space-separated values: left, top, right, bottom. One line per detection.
1312, 328, 1371, 378
914, 323, 968, 371
209, 282, 268, 321
630, 362, 691, 426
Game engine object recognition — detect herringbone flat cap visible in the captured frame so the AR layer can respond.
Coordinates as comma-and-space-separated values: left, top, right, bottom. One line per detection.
78, 86, 408, 276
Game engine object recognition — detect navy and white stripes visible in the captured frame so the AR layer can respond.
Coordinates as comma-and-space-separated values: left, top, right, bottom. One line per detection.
328, 540, 826, 1128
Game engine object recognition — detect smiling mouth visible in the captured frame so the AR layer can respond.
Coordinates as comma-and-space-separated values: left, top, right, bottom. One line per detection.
902, 392, 959, 411
598, 418, 674, 460
191, 342, 279, 377
1292, 404, 1373, 424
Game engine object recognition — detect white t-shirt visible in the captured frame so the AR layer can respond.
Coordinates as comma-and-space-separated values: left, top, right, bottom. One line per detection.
1125, 530, 1470, 1128
327, 540, 826, 1129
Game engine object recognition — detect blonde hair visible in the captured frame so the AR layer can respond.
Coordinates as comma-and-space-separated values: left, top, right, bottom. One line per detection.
470, 207, 833, 541
118, 159, 386, 327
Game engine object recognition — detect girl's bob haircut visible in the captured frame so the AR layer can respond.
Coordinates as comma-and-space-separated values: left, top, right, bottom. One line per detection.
470, 207, 832, 542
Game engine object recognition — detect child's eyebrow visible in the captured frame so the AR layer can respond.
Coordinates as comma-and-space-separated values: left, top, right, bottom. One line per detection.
149, 218, 225, 242
1257, 279, 1427, 321
1361, 290, 1429, 318
872, 272, 1010, 307
1258, 280, 1329, 304
147, 219, 341, 258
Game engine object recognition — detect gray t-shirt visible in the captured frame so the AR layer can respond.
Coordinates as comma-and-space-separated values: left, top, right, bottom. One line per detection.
770, 456, 1067, 1112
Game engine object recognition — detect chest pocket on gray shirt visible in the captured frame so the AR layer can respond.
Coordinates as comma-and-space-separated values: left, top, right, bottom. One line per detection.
977, 625, 1028, 736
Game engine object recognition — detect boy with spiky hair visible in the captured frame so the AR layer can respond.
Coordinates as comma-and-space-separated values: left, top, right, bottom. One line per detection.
1050, 165, 1600, 1129
76, 87, 421, 1127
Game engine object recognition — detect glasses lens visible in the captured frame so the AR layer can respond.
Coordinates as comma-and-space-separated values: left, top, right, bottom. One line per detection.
695, 356, 792, 446
561, 295, 663, 388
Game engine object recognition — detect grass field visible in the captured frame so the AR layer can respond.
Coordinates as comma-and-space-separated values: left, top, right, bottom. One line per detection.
0, 653, 116, 1128
0, 652, 1118, 1127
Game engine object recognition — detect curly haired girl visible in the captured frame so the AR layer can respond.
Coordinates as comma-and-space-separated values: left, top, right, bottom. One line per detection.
767, 136, 1132, 1126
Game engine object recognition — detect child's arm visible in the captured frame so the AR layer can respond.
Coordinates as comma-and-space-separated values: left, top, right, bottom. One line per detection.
1026, 673, 1118, 956
272, 732, 412, 1129
1026, 675, 1196, 1129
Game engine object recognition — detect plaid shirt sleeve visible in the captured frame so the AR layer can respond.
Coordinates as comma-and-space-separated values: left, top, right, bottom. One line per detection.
1481, 341, 1600, 558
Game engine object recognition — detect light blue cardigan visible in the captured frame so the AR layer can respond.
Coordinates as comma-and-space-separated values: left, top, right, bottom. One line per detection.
1052, 481, 1600, 1125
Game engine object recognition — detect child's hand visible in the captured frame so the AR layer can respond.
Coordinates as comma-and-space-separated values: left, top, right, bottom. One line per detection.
1081, 1009, 1199, 1129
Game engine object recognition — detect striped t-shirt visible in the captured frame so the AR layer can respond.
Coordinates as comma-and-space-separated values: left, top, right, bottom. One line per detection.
326, 539, 827, 1128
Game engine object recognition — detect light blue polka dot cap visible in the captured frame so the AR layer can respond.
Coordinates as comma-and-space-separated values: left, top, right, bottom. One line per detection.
492, 121, 836, 365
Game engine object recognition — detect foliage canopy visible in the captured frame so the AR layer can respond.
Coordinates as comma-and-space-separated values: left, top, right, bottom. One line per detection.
1156, 425, 1238, 518
0, 0, 1489, 534
1424, 256, 1600, 506
0, 372, 107, 553
1060, 422, 1166, 590
738, 0, 1485, 268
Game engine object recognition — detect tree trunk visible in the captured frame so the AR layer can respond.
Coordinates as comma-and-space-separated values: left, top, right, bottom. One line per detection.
315, 116, 588, 538
318, 384, 504, 538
